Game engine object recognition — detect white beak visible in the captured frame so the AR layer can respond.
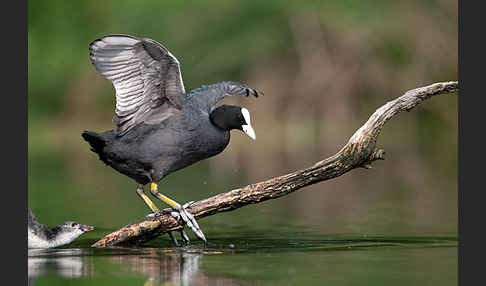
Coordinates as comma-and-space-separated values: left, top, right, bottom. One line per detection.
242, 124, 256, 140
241, 107, 256, 140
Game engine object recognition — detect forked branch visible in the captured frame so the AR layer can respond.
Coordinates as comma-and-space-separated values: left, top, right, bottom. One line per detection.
92, 81, 458, 248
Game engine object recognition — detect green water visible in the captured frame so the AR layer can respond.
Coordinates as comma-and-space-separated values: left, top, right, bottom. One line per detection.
28, 228, 457, 286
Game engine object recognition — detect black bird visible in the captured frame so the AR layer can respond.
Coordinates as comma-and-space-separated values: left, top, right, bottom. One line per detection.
82, 34, 262, 244
28, 209, 94, 248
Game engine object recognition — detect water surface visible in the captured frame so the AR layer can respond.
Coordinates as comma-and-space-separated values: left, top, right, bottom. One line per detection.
28, 229, 457, 286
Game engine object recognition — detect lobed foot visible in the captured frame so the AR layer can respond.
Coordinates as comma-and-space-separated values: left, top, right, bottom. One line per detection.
174, 203, 207, 244
146, 201, 206, 244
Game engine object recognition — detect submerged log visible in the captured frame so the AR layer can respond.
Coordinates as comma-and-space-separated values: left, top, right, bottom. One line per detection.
92, 81, 458, 248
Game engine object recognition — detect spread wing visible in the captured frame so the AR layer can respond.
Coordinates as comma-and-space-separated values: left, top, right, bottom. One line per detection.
89, 34, 186, 135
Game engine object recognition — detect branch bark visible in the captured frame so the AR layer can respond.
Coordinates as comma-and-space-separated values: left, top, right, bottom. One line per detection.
92, 81, 458, 248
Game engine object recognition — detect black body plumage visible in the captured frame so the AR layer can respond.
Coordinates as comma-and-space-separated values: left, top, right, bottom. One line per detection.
82, 34, 261, 186
82, 100, 231, 184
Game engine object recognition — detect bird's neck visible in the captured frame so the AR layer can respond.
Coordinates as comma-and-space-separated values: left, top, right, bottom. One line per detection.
47, 227, 82, 247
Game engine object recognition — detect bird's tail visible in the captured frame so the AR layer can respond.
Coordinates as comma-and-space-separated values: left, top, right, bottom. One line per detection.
81, 131, 108, 155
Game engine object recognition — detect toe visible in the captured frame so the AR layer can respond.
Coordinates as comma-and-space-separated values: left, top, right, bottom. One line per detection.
180, 230, 190, 246
179, 206, 207, 243
168, 231, 180, 247
182, 201, 195, 208
146, 211, 164, 219
170, 211, 181, 220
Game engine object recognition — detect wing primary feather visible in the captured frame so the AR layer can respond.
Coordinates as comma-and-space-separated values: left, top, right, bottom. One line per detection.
89, 34, 186, 135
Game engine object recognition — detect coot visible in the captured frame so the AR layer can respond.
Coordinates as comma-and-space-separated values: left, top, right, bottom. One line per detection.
28, 209, 94, 248
82, 34, 262, 244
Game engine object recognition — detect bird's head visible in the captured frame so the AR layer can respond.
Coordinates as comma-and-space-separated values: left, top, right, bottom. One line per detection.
210, 105, 256, 140
48, 221, 94, 247
57, 221, 94, 237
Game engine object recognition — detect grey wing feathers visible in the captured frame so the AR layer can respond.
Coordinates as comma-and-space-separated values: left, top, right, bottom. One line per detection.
188, 81, 262, 111
89, 34, 185, 135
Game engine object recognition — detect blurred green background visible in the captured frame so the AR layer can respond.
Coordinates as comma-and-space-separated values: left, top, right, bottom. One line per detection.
28, 0, 457, 284
28, 0, 457, 235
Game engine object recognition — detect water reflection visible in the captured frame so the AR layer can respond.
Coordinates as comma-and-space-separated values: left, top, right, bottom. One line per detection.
109, 247, 243, 286
110, 248, 202, 286
27, 246, 243, 286
28, 248, 91, 285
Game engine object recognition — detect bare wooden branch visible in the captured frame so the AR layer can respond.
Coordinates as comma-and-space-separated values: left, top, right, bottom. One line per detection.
92, 81, 458, 248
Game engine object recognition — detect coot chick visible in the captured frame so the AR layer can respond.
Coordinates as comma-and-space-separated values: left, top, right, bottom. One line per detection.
82, 34, 262, 245
28, 209, 94, 248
